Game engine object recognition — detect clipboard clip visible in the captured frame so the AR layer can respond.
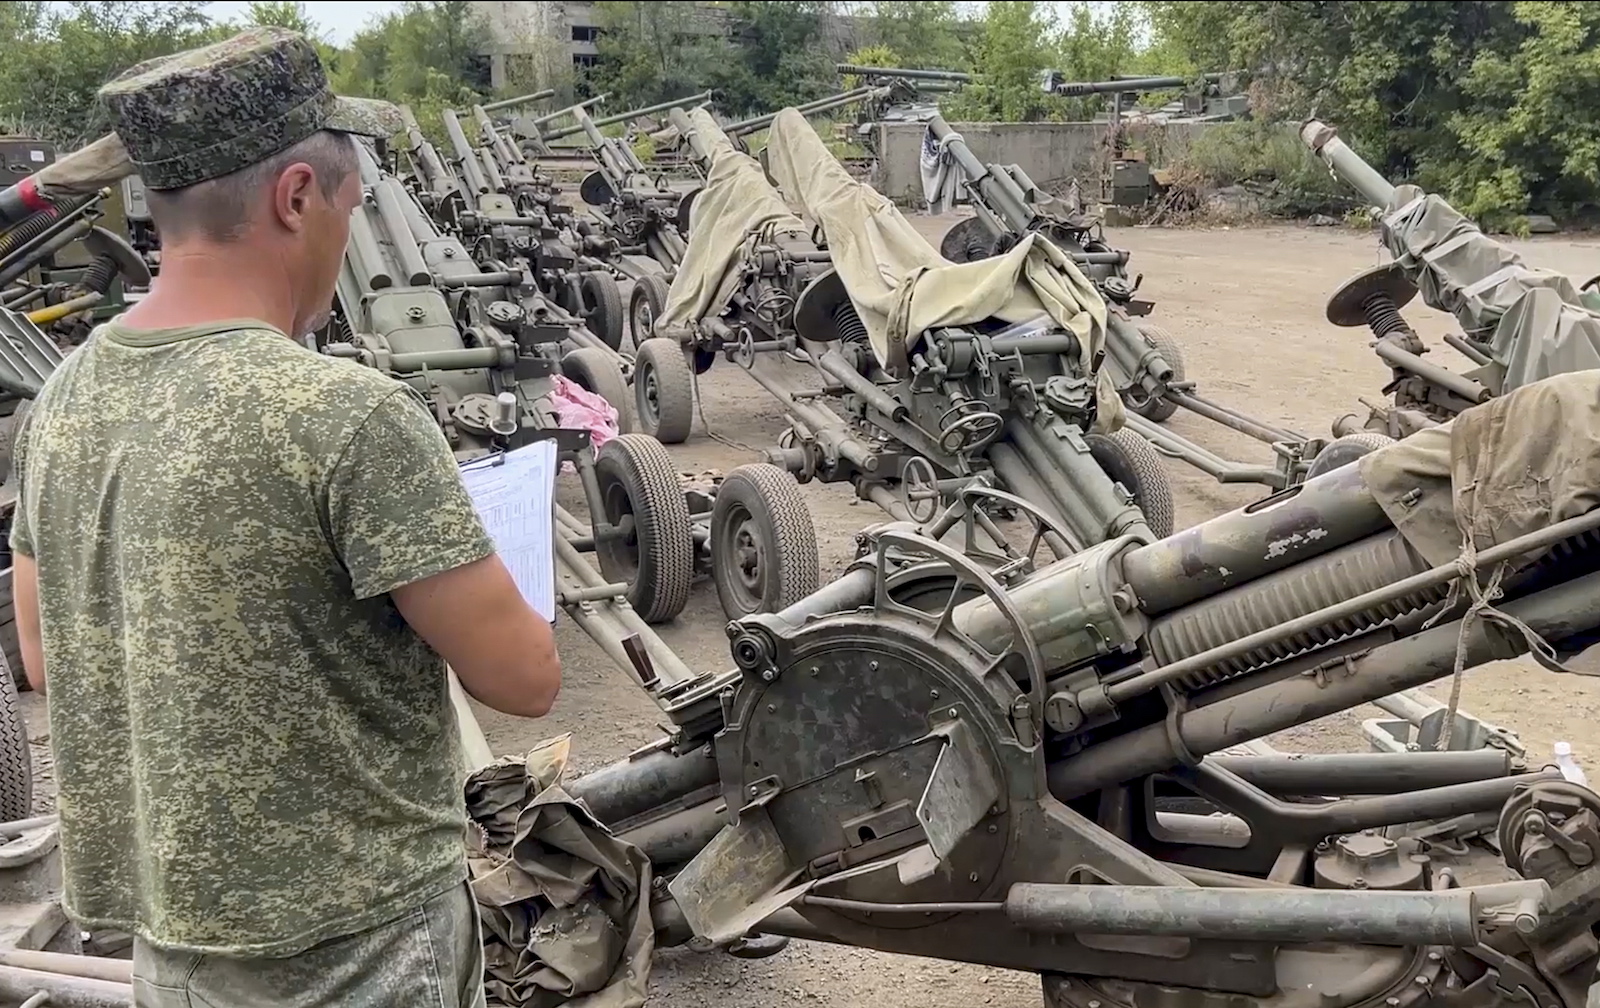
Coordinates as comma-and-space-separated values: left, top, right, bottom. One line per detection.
459, 447, 509, 471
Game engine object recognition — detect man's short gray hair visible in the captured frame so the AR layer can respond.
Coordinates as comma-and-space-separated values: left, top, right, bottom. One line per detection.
144, 130, 359, 244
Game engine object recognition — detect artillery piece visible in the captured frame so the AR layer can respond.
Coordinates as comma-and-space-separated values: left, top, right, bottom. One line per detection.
562, 96, 713, 338
319, 140, 715, 639
927, 113, 1328, 491
653, 109, 1176, 605
397, 106, 632, 358
1301, 120, 1600, 445
542, 350, 1600, 1008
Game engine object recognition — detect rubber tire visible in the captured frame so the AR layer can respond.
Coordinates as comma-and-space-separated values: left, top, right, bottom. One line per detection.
594, 433, 695, 624
939, 217, 994, 263
0, 651, 32, 822
1305, 431, 1396, 480
561, 347, 633, 434
1087, 427, 1176, 539
710, 463, 820, 619
580, 271, 625, 351
630, 274, 671, 345
634, 337, 696, 444
1130, 323, 1185, 424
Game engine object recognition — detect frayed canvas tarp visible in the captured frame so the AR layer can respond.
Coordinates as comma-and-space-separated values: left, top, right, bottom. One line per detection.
763, 108, 1123, 431
466, 736, 655, 1008
656, 108, 811, 336
1362, 369, 1600, 571
1381, 184, 1600, 392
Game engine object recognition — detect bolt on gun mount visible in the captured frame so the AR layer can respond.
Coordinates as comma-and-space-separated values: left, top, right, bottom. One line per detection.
1303, 119, 1600, 446
927, 113, 1326, 492
319, 142, 713, 634
419, 104, 633, 358
552, 366, 1600, 1008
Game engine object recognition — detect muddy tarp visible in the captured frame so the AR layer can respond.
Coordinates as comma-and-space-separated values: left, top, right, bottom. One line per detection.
1361, 369, 1600, 571
1381, 184, 1600, 392
656, 108, 811, 336
764, 108, 1123, 431
466, 736, 654, 1008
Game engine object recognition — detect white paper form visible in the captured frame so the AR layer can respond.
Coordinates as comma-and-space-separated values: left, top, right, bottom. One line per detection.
458, 439, 558, 622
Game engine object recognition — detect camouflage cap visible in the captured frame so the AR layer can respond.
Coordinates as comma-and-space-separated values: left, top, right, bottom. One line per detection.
97, 26, 403, 191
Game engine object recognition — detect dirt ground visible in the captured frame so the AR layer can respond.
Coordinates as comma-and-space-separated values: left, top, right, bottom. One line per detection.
23, 217, 1600, 1007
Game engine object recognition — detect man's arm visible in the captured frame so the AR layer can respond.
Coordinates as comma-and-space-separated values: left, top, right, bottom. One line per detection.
328, 388, 560, 718
11, 554, 43, 695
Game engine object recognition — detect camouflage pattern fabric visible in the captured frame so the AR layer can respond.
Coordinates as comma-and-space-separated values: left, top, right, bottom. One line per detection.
8, 319, 497, 957
97, 26, 402, 190
132, 881, 487, 1007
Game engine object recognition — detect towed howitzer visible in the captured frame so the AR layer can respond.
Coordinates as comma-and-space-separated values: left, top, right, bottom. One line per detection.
566, 99, 706, 341
682, 110, 1178, 552
646, 107, 1178, 618
428, 105, 632, 353
476, 88, 556, 115
926, 113, 1327, 491
1302, 119, 1600, 442
320, 142, 720, 638
542, 91, 715, 145
540, 361, 1600, 1008
508, 93, 610, 154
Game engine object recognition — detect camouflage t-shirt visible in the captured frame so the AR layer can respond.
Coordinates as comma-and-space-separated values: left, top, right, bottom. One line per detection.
8, 318, 496, 957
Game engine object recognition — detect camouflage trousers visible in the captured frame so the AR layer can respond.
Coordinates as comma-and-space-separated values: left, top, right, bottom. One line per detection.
130, 881, 487, 1008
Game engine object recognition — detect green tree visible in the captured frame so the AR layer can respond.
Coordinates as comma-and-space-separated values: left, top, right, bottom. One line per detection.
244, 1, 320, 37
330, 1, 491, 143
0, 1, 232, 148
590, 1, 732, 108
944, 1, 1061, 123
860, 1, 965, 70
713, 1, 838, 114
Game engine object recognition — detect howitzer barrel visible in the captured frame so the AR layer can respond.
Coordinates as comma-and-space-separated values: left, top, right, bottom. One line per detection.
530, 94, 608, 130
473, 106, 522, 165
836, 64, 970, 83
1300, 120, 1397, 208
371, 178, 433, 286
925, 115, 1037, 230
443, 110, 491, 195
667, 107, 713, 166
726, 86, 884, 137
545, 91, 716, 142
1045, 72, 1234, 97
481, 89, 556, 114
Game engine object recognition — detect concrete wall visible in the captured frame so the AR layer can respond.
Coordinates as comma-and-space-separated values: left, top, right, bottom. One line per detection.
870, 120, 1213, 206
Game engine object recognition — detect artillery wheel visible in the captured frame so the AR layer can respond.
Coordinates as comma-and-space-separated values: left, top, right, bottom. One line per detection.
634, 337, 696, 444
579, 271, 626, 351
0, 651, 31, 822
710, 463, 819, 619
939, 217, 995, 263
1325, 262, 1419, 328
594, 433, 694, 624
630, 274, 671, 346
1304, 431, 1395, 480
561, 347, 633, 434
1087, 428, 1175, 538
1129, 323, 1185, 424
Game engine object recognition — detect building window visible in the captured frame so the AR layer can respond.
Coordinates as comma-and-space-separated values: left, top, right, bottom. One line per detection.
573, 54, 600, 68
571, 25, 601, 42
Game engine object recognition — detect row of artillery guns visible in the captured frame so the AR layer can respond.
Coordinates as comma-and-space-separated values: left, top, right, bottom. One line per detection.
493, 109, 1600, 1008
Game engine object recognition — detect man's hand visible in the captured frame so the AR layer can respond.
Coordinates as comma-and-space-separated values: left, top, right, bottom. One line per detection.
392, 554, 560, 718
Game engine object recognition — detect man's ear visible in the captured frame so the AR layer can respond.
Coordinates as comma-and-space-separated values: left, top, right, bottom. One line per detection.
272, 163, 318, 233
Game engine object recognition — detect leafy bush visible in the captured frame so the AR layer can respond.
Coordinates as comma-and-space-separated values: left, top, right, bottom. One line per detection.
1176, 120, 1357, 218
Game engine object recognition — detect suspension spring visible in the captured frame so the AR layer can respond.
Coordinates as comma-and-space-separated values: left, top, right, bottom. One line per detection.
80, 254, 118, 295
1362, 293, 1412, 339
833, 300, 869, 345
0, 206, 62, 259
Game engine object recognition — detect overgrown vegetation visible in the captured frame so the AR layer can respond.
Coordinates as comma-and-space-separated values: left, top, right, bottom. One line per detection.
5, 0, 1600, 227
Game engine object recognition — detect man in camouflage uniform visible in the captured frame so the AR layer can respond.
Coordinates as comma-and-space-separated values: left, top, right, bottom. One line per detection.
7, 26, 563, 1007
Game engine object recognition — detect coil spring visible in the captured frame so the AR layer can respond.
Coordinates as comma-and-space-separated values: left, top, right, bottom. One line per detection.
1362, 293, 1411, 339
834, 301, 869, 345
80, 254, 118, 295
0, 205, 62, 259
1145, 531, 1446, 689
